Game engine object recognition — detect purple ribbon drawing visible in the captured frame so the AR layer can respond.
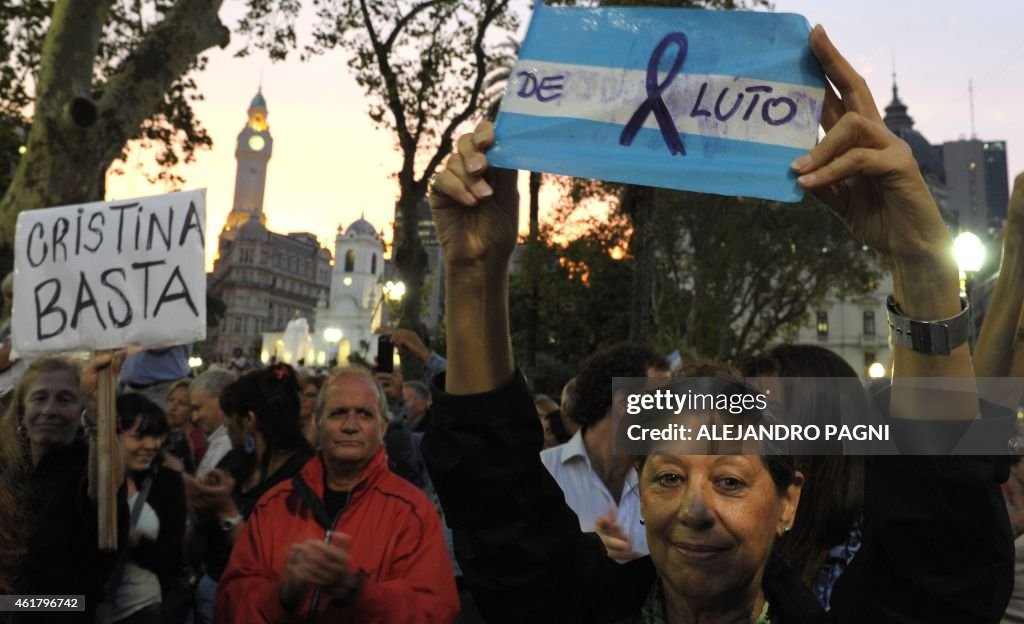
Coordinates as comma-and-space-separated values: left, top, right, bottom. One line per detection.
619, 32, 688, 156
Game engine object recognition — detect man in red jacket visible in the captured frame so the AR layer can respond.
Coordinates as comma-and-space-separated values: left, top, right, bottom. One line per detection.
215, 367, 459, 623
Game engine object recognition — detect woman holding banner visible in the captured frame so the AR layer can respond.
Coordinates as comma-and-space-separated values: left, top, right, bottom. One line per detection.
421, 25, 1013, 624
0, 354, 127, 623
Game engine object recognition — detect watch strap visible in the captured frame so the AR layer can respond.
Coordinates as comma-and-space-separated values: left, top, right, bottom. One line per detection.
886, 295, 970, 355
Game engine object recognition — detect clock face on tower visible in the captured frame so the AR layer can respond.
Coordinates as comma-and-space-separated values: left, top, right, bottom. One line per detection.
248, 135, 266, 151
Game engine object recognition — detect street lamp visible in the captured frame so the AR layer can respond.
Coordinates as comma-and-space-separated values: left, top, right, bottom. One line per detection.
383, 280, 406, 302
322, 327, 343, 365
867, 362, 886, 379
953, 231, 985, 349
953, 231, 985, 297
954, 231, 985, 271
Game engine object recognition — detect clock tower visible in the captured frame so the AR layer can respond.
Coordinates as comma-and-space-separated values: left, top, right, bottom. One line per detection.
223, 89, 273, 236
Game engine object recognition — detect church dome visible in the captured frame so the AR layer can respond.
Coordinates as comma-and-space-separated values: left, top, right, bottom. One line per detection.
883, 80, 945, 184
238, 217, 267, 239
345, 218, 377, 237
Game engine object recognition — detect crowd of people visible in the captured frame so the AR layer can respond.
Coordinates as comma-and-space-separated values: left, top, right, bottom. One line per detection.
0, 23, 1022, 624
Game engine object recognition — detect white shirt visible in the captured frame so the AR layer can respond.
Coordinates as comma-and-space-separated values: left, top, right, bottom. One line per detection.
197, 425, 232, 478
540, 430, 648, 555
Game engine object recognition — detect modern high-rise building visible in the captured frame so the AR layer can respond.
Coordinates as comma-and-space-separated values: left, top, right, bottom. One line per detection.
985, 140, 1010, 223
943, 139, 1010, 236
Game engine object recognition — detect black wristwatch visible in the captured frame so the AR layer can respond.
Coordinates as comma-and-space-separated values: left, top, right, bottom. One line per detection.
886, 294, 970, 355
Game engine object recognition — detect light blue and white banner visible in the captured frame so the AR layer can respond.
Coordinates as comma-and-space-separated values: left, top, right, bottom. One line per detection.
489, 6, 826, 202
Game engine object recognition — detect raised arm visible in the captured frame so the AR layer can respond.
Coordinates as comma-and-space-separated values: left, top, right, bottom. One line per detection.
428, 124, 518, 395
975, 173, 1024, 380
794, 27, 973, 419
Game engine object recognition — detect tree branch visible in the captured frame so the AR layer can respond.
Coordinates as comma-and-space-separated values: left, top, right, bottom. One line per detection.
422, 0, 507, 181
95, 0, 228, 161
383, 0, 448, 51
35, 0, 114, 121
360, 0, 415, 156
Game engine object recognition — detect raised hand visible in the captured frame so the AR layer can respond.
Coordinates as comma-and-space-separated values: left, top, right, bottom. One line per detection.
595, 510, 643, 564
793, 26, 951, 266
429, 122, 519, 268
375, 327, 431, 363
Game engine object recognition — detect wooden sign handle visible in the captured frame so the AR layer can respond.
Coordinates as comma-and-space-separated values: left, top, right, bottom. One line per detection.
96, 350, 118, 551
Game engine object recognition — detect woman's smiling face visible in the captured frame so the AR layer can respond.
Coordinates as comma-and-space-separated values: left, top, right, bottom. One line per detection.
22, 370, 83, 455
640, 454, 802, 604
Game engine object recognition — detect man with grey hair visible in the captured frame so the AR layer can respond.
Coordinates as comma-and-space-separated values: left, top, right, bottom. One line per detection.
217, 366, 458, 622
190, 368, 236, 477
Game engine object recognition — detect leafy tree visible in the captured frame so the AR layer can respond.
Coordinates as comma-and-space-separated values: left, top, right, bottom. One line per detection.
206, 292, 226, 328
509, 216, 633, 382
649, 191, 881, 361
239, 0, 519, 359
0, 0, 231, 273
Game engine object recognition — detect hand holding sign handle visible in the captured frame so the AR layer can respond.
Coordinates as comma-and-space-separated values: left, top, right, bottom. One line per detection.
83, 350, 127, 551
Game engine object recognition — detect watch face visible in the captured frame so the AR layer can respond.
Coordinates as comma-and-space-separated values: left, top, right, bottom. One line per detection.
248, 135, 265, 151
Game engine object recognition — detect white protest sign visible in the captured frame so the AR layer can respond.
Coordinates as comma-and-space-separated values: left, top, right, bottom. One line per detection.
13, 190, 207, 354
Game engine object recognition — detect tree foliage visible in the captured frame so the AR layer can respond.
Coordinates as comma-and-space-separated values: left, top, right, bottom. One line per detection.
0, 0, 231, 272
648, 191, 880, 361
509, 215, 633, 389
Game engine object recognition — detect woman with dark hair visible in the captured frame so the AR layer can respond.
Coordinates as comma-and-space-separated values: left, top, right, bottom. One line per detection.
102, 393, 187, 624
185, 363, 314, 624
0, 397, 26, 597
297, 373, 323, 448
738, 344, 867, 608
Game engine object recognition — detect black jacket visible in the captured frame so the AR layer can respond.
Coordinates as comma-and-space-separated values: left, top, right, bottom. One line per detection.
423, 371, 1014, 624
129, 465, 186, 580
12, 440, 127, 624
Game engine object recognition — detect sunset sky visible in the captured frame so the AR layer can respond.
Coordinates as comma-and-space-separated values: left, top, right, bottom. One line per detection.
103, 1, 1024, 270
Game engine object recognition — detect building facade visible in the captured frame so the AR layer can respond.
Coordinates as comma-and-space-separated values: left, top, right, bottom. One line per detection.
305, 219, 386, 367
206, 90, 332, 362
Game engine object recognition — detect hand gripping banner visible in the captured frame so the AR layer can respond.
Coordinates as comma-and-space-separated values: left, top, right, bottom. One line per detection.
488, 5, 827, 202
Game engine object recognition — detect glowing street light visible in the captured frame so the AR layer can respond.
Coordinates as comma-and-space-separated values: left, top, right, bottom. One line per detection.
323, 327, 343, 343
188, 356, 203, 368
383, 280, 406, 301
953, 231, 985, 273
867, 362, 886, 379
